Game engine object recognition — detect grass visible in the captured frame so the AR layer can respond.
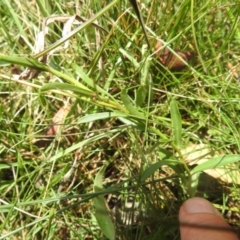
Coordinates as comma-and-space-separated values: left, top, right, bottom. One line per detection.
1, 0, 240, 239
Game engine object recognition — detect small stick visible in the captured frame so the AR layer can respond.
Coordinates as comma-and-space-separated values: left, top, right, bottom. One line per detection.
129, 0, 151, 49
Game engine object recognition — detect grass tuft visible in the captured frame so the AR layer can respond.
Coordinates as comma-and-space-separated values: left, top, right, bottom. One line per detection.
1, 0, 240, 239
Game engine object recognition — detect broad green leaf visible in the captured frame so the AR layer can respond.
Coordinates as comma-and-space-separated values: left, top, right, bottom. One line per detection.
93, 163, 115, 240
170, 99, 182, 147
191, 154, 240, 175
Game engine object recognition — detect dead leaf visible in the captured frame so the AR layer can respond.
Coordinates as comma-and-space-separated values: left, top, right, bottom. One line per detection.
155, 39, 194, 71
181, 144, 240, 184
44, 105, 71, 136
33, 105, 71, 148
181, 143, 216, 165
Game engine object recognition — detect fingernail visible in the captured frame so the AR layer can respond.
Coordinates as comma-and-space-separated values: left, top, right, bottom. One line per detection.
184, 197, 221, 216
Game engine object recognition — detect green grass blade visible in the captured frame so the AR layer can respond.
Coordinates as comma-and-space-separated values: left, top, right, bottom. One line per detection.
93, 163, 115, 240
0, 54, 49, 70
121, 89, 145, 118
119, 48, 140, 69
140, 159, 181, 182
170, 99, 182, 147
78, 112, 128, 124
73, 64, 109, 97
136, 85, 147, 107
191, 155, 240, 175
47, 130, 118, 163
41, 82, 94, 97
33, 0, 120, 59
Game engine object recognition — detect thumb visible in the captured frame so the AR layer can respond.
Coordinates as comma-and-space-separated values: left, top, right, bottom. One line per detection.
179, 197, 238, 240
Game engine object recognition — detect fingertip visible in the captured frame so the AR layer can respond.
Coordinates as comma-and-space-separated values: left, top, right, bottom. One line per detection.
180, 197, 222, 217
179, 197, 238, 240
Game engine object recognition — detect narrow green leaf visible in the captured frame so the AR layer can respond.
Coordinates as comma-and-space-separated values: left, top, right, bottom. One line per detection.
78, 112, 128, 124
47, 130, 118, 163
0, 162, 29, 170
46, 208, 55, 239
119, 48, 140, 68
118, 117, 138, 126
136, 52, 152, 107
93, 164, 108, 192
170, 99, 182, 147
41, 82, 94, 97
136, 85, 147, 107
188, 172, 201, 197
0, 54, 48, 70
93, 163, 115, 240
191, 154, 240, 175
140, 56, 152, 86
158, 149, 187, 180
140, 159, 181, 182
73, 64, 109, 97
121, 89, 144, 118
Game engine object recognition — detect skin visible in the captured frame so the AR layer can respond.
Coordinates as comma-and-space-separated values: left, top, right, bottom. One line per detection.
179, 197, 239, 240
